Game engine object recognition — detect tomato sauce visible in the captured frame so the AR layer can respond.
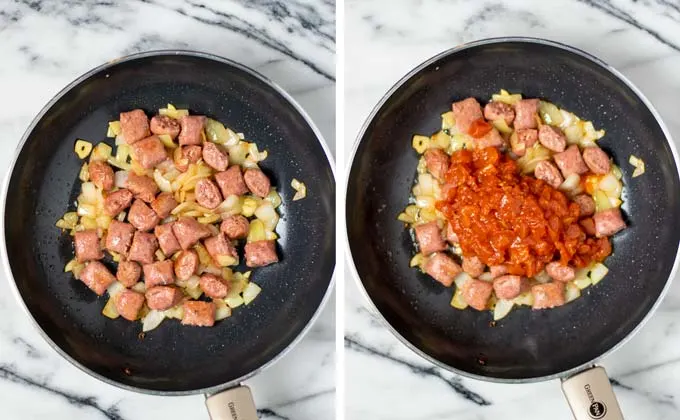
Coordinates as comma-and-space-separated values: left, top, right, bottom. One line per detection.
436, 147, 611, 277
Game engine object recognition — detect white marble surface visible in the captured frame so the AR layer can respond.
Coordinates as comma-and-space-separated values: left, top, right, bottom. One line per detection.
0, 1, 335, 419
344, 0, 680, 419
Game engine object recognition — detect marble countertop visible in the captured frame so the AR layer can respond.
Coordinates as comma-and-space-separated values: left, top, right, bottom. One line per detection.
344, 0, 680, 419
0, 1, 335, 419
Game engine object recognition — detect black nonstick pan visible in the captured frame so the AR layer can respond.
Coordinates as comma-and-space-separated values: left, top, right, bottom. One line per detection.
346, 37, 680, 419
1, 50, 335, 419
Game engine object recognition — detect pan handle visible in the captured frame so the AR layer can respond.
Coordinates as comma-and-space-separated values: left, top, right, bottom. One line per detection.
205, 385, 259, 420
561, 366, 623, 420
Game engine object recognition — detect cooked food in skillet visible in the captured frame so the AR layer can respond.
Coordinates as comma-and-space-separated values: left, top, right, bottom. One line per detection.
400, 90, 632, 320
57, 105, 306, 331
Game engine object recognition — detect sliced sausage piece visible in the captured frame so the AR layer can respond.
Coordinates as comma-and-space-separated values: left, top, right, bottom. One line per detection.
582, 147, 611, 174
115, 289, 145, 321
579, 217, 597, 236
444, 222, 459, 245
182, 301, 215, 327
150, 115, 181, 139
126, 172, 159, 203
128, 199, 160, 232
532, 283, 565, 309
244, 240, 279, 267
154, 223, 181, 256
79, 261, 115, 295
414, 221, 447, 256
424, 253, 461, 287
513, 99, 539, 130
143, 260, 175, 288
554, 144, 588, 177
489, 265, 508, 279
132, 135, 167, 169
484, 101, 515, 125
493, 275, 529, 300
243, 168, 271, 198
461, 279, 494, 311
215, 166, 249, 198
205, 233, 238, 266
128, 231, 158, 265
462, 255, 484, 277
116, 260, 141, 287
593, 208, 626, 237
88, 160, 114, 191
202, 142, 229, 171
105, 220, 135, 255
174, 145, 203, 172
195, 178, 223, 209
178, 115, 206, 146
534, 160, 564, 188
145, 286, 183, 310
151, 192, 178, 219
74, 229, 103, 262
452, 97, 483, 134
424, 148, 449, 181
172, 217, 211, 250
120, 109, 150, 145
511, 128, 538, 156
174, 249, 199, 280
220, 215, 249, 240
538, 125, 566, 152
199, 274, 230, 299
104, 188, 134, 216
574, 194, 595, 217
475, 128, 504, 149
545, 262, 576, 282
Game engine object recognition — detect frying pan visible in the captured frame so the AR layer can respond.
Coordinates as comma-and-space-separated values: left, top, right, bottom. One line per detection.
346, 37, 680, 419
1, 50, 335, 419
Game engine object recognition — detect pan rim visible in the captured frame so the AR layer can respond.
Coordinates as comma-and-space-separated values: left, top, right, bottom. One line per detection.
343, 36, 680, 383
1, 49, 336, 396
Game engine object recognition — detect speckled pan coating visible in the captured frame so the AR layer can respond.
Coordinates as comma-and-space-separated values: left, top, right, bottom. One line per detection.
346, 38, 680, 381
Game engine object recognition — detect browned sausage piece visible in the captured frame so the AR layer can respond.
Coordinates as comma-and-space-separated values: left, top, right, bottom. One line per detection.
143, 260, 175, 288
532, 283, 565, 309
489, 265, 508, 279
154, 223, 181, 256
553, 144, 588, 177
145, 286, 183, 310
128, 231, 158, 265
174, 249, 199, 280
132, 135, 167, 169
172, 217, 211, 250
414, 221, 447, 256
178, 115, 206, 146
244, 240, 279, 267
537, 125, 566, 152
199, 274, 230, 299
105, 220, 135, 255
534, 161, 564, 188
126, 172, 159, 203
202, 142, 229, 171
104, 188, 134, 216
461, 279, 494, 311
150, 115, 181, 139
115, 289, 145, 321
243, 168, 271, 198
120, 109, 150, 145
579, 217, 597, 236
493, 275, 529, 300
424, 149, 449, 181
574, 194, 595, 217
182, 301, 215, 327
174, 145, 203, 172
451, 97, 483, 133
195, 178, 223, 209
582, 147, 611, 174
424, 253, 462, 287
151, 192, 178, 219
593, 208, 626, 237
484, 101, 515, 125
215, 166, 249, 198
462, 255, 484, 277
128, 199, 160, 232
513, 99, 539, 130
545, 262, 576, 282
88, 160, 114, 191
204, 233, 238, 266
74, 229, 103, 262
79, 261, 116, 295
444, 222, 459, 245
116, 260, 141, 287
510, 128, 538, 156
475, 128, 504, 149
220, 215, 249, 240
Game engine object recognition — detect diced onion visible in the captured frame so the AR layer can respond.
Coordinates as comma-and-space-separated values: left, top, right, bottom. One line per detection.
493, 299, 514, 320
612, 165, 623, 180
228, 143, 249, 165
142, 310, 166, 332
564, 125, 583, 144
254, 202, 279, 231
107, 281, 126, 298
74, 140, 93, 159
164, 304, 184, 320
594, 190, 613, 212
154, 169, 173, 193
159, 104, 189, 119
538, 101, 564, 126
242, 282, 261, 305
450, 288, 468, 309
291, 178, 307, 201
629, 155, 645, 178
107, 157, 131, 171
247, 143, 268, 162
589, 263, 609, 285
415, 195, 435, 209
491, 89, 522, 105
241, 197, 259, 217
158, 134, 176, 149
409, 253, 425, 268
513, 292, 534, 306
217, 195, 242, 216
77, 204, 97, 217
478, 272, 494, 282
454, 272, 472, 289
91, 143, 113, 161
64, 258, 78, 273
491, 119, 513, 134
247, 219, 266, 243
107, 121, 122, 138
215, 299, 232, 320
534, 270, 551, 284
599, 173, 620, 194
265, 190, 282, 208
216, 255, 237, 267
441, 111, 455, 131
574, 277, 592, 290
79, 163, 89, 182
412, 135, 430, 154
131, 282, 146, 293
225, 295, 244, 309
565, 282, 581, 302
114, 171, 129, 189
559, 173, 581, 192
429, 131, 450, 150
102, 298, 119, 319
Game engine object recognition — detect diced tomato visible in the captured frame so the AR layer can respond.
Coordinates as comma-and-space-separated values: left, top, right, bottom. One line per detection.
467, 118, 493, 138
